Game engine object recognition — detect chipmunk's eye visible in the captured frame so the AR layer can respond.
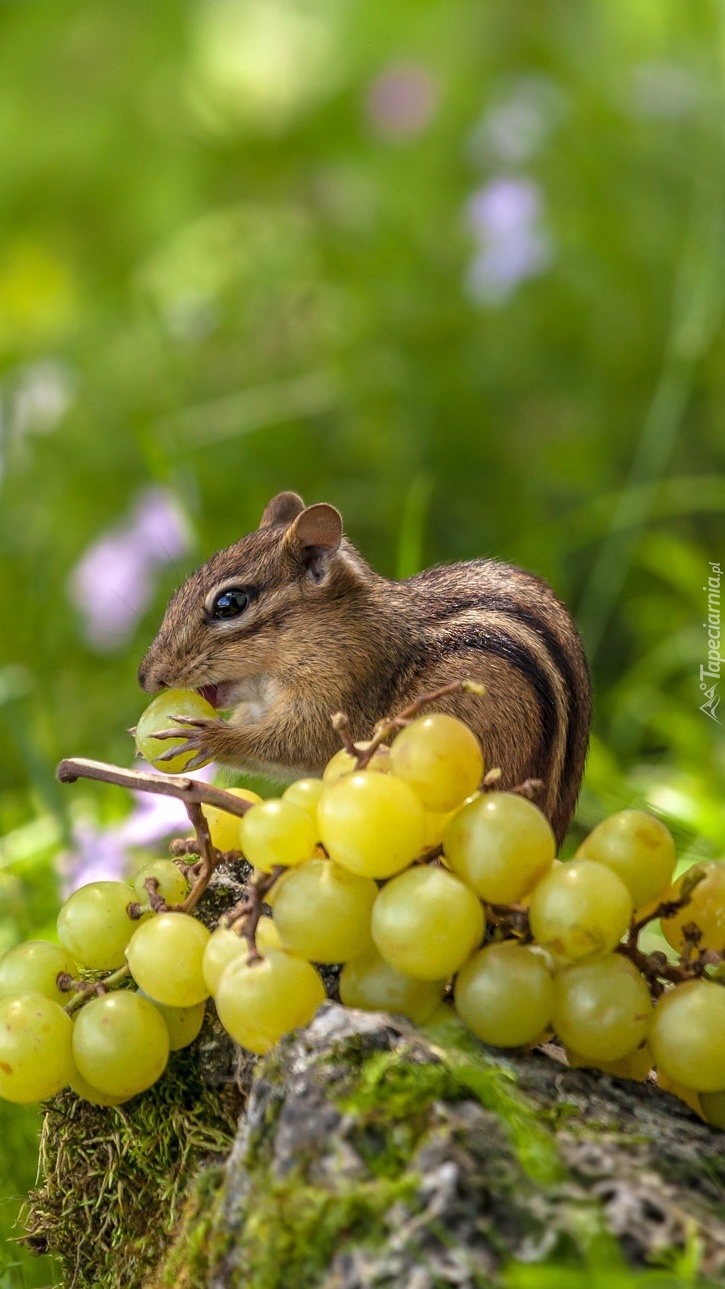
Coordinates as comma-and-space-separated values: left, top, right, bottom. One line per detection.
211, 588, 249, 620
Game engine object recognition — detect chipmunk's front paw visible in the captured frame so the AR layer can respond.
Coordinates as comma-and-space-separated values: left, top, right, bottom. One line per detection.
153, 715, 229, 772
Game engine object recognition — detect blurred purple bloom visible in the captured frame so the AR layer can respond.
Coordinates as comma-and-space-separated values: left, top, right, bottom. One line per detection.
60, 819, 129, 894
68, 486, 191, 651
131, 486, 190, 557
366, 63, 438, 140
465, 177, 552, 305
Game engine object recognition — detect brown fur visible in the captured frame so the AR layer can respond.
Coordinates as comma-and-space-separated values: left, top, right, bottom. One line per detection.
139, 491, 591, 846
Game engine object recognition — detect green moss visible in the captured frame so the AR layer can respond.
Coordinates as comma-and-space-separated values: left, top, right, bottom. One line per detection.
224, 1170, 418, 1289
147, 1165, 226, 1289
422, 1016, 566, 1185
337, 1047, 456, 1177
23, 1048, 239, 1289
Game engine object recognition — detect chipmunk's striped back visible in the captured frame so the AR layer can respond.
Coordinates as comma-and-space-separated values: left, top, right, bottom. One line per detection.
396, 561, 591, 846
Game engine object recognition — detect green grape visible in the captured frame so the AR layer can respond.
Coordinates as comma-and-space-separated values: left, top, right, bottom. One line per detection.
282, 777, 325, 821
649, 980, 725, 1092
0, 993, 75, 1103
57, 881, 138, 970
371, 866, 484, 980
240, 799, 317, 873
660, 862, 725, 954
72, 991, 170, 1097
318, 772, 426, 879
126, 912, 211, 1006
323, 742, 391, 784
389, 713, 484, 812
202, 917, 279, 994
565, 1042, 653, 1083
151, 998, 206, 1050
551, 955, 651, 1062
699, 1088, 725, 1130
215, 949, 326, 1055
657, 1070, 703, 1116
132, 858, 189, 907
339, 947, 445, 1023
135, 688, 216, 772
443, 792, 556, 905
70, 1071, 130, 1106
528, 860, 632, 961
454, 942, 554, 1048
202, 787, 262, 852
0, 940, 77, 1005
575, 810, 676, 912
422, 808, 456, 850
272, 860, 376, 963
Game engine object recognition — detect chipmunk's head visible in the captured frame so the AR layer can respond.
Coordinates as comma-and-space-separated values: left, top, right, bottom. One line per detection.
138, 491, 359, 707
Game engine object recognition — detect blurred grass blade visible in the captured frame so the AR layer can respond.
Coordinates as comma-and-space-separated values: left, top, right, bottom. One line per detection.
396, 474, 433, 579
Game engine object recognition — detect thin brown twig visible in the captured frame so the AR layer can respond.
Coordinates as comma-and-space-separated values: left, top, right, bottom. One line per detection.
352, 679, 486, 770
508, 777, 544, 801
56, 757, 258, 817
241, 867, 284, 962
617, 941, 690, 991
180, 801, 218, 913
625, 869, 709, 946
226, 868, 284, 962
329, 711, 360, 759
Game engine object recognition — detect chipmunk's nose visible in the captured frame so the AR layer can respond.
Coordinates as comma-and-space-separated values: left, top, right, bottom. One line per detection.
138, 655, 169, 694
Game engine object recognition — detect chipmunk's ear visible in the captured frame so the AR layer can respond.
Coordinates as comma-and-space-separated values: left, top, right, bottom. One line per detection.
259, 491, 306, 528
286, 503, 343, 577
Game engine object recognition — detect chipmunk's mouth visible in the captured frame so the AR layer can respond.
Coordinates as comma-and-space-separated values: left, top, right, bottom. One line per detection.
196, 675, 271, 715
197, 683, 234, 710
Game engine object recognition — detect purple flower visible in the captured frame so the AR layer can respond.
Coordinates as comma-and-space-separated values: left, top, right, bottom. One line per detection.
465, 177, 552, 305
366, 63, 439, 140
59, 819, 129, 895
68, 487, 191, 651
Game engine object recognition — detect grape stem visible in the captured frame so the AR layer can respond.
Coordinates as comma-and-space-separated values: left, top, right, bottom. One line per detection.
616, 943, 689, 996
180, 801, 217, 913
129, 876, 169, 918
226, 867, 284, 963
625, 871, 708, 944
60, 964, 132, 1015
616, 873, 724, 995
331, 679, 486, 770
504, 777, 544, 801
485, 902, 532, 938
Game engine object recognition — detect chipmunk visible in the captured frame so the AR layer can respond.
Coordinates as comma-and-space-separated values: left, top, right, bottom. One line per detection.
138, 491, 591, 846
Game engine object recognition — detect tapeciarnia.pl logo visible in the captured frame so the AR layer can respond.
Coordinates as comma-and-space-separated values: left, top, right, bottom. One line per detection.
700, 560, 722, 723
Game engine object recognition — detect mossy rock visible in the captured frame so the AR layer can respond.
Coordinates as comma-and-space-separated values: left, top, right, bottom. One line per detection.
24, 1006, 725, 1289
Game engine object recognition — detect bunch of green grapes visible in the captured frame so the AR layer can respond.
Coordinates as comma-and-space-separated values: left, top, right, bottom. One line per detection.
0, 857, 203, 1105
2, 686, 724, 1128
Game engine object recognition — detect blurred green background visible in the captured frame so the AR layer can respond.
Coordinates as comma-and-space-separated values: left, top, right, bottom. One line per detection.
1, 1, 724, 1284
